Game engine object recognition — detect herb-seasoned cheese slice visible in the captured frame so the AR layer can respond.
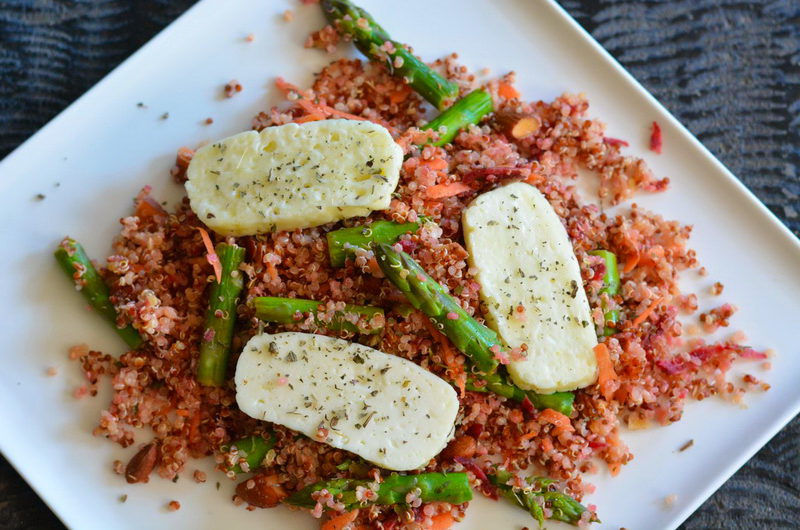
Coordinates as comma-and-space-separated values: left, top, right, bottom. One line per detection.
186, 119, 402, 236
462, 182, 598, 394
235, 332, 459, 471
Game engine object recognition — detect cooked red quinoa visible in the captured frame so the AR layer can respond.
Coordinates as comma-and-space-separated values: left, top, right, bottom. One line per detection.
69, 52, 768, 529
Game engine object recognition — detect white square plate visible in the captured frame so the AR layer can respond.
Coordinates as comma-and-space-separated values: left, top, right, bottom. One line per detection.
1, 0, 799, 528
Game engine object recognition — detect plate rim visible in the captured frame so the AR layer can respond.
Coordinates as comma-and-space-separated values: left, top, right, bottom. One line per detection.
1, 1, 799, 529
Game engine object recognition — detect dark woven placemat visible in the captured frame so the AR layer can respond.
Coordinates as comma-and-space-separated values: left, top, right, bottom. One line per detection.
1, 1, 798, 529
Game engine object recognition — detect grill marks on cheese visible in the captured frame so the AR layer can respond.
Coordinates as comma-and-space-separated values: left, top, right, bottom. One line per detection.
235, 332, 459, 471
186, 120, 402, 236
463, 182, 598, 394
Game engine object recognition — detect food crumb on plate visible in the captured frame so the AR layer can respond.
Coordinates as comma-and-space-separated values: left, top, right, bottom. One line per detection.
245, 33, 255, 42
167, 500, 181, 511
678, 439, 694, 452
283, 9, 294, 22
45, 366, 57, 377
224, 80, 243, 98
664, 494, 678, 507
119, 494, 128, 503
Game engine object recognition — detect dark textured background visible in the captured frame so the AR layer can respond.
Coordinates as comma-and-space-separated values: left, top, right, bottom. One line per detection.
1, 1, 798, 528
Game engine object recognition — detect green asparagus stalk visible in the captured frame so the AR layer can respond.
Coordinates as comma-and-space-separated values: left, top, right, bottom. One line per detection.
224, 434, 276, 474
467, 374, 575, 416
253, 296, 384, 334
284, 472, 472, 511
589, 250, 620, 336
422, 89, 494, 146
197, 243, 246, 386
373, 242, 499, 374
374, 243, 574, 414
321, 0, 458, 110
327, 220, 419, 267
54, 238, 143, 349
490, 468, 596, 526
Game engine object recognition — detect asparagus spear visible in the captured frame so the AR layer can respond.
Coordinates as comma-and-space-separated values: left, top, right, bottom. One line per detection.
327, 220, 419, 267
197, 243, 246, 386
490, 468, 596, 526
253, 296, 384, 334
54, 237, 143, 349
373, 243, 574, 415
373, 242, 499, 374
422, 89, 494, 146
467, 374, 575, 416
224, 434, 276, 474
589, 250, 620, 336
284, 472, 472, 511
321, 0, 458, 110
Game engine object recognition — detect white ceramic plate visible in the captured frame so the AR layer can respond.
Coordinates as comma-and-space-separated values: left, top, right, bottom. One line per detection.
1, 0, 799, 528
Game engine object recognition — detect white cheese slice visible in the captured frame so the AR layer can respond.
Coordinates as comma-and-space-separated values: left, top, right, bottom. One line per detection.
186, 119, 402, 236
462, 182, 598, 394
235, 332, 459, 471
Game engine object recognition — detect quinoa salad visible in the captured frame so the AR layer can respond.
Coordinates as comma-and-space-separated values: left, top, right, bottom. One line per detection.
54, 1, 771, 528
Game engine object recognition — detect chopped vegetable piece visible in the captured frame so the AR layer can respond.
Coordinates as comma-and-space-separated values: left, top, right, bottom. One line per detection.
224, 434, 276, 474
54, 238, 143, 349
253, 296, 384, 334
373, 242, 500, 375
284, 472, 472, 511
589, 249, 620, 336
593, 343, 617, 401
426, 181, 473, 199
197, 243, 246, 386
196, 227, 222, 283
327, 220, 418, 267
650, 120, 663, 154
538, 408, 574, 433
422, 89, 494, 146
321, 0, 459, 110
490, 468, 596, 526
631, 296, 665, 327
466, 373, 575, 416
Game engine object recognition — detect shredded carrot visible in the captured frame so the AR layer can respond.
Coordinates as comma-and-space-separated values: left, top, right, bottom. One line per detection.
497, 82, 521, 100
295, 99, 398, 134
135, 196, 167, 219
622, 250, 640, 274
367, 256, 383, 277
426, 181, 472, 199
389, 84, 411, 104
422, 317, 465, 397
274, 76, 302, 96
196, 227, 222, 283
175, 409, 190, 417
419, 158, 448, 171
631, 296, 664, 327
293, 113, 325, 124
519, 430, 538, 442
429, 513, 455, 530
321, 509, 359, 530
593, 343, 617, 400
266, 261, 279, 283
538, 408, 574, 432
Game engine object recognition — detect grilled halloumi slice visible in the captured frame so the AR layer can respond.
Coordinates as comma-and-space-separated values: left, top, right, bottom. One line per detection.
235, 332, 459, 471
463, 182, 598, 394
186, 119, 402, 236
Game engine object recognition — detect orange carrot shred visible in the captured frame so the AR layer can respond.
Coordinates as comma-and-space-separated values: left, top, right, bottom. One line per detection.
538, 408, 574, 432
497, 82, 521, 100
274, 76, 302, 96
322, 509, 359, 530
196, 227, 222, 283
519, 430, 538, 442
594, 343, 617, 400
293, 113, 325, 124
429, 513, 455, 530
420, 158, 448, 171
426, 182, 472, 199
422, 317, 465, 397
631, 296, 664, 327
266, 261, 279, 283
389, 85, 411, 104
